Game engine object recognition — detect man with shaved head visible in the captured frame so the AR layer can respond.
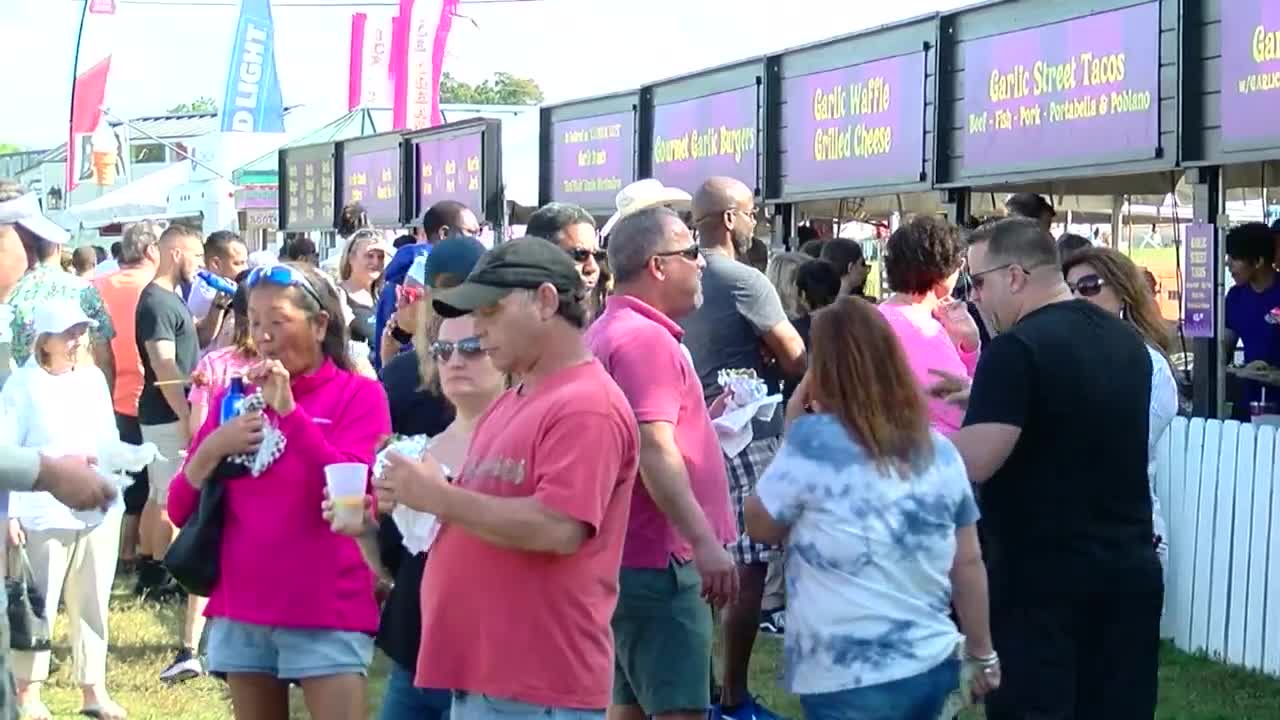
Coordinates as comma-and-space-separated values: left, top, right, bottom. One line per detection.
682, 178, 804, 720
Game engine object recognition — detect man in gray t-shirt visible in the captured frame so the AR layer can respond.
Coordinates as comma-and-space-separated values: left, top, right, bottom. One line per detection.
680, 177, 804, 720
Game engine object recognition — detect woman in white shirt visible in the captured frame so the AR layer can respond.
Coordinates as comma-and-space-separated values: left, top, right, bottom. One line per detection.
3, 301, 125, 720
1063, 247, 1178, 569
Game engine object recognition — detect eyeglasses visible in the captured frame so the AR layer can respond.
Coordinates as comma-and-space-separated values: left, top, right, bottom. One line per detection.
247, 263, 325, 308
966, 262, 1050, 292
1067, 274, 1106, 297
653, 245, 701, 261
430, 336, 486, 363
567, 248, 607, 264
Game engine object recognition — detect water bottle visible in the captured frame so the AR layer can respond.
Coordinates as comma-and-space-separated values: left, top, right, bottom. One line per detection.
220, 376, 246, 424
198, 269, 237, 297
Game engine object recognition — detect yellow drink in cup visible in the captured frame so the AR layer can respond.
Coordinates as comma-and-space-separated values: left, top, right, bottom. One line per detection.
324, 462, 369, 533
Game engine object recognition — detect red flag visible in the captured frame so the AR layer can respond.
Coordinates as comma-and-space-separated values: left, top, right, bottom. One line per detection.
66, 56, 111, 193
88, 0, 116, 14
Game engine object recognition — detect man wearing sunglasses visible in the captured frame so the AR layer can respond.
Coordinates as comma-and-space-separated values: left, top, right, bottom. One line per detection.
585, 207, 737, 720
683, 177, 804, 720
527, 203, 604, 294
379, 237, 639, 720
946, 217, 1161, 720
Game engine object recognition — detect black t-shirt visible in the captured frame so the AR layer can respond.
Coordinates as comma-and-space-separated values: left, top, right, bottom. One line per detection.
375, 352, 454, 668
963, 300, 1160, 599
136, 283, 199, 426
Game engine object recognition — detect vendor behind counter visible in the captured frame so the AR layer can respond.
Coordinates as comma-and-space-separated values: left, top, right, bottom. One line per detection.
1224, 222, 1280, 420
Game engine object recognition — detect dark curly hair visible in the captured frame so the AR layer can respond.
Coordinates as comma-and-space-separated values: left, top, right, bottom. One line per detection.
884, 216, 963, 295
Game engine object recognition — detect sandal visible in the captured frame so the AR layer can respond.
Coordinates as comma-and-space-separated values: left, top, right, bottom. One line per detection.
80, 699, 127, 720
19, 699, 52, 720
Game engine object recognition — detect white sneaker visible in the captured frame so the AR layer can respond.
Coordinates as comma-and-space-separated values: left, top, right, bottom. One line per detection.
159, 648, 203, 684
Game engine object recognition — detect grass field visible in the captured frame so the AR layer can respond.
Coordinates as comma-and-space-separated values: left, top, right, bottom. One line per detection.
23, 581, 1280, 719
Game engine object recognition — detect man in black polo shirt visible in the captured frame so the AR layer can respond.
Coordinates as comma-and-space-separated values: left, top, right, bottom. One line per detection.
947, 217, 1161, 719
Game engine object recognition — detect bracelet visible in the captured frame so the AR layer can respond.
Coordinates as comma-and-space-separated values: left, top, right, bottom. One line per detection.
964, 650, 999, 666
388, 324, 413, 345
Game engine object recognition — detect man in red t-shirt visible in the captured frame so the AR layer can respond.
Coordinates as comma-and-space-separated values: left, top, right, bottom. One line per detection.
378, 237, 639, 720
585, 206, 738, 720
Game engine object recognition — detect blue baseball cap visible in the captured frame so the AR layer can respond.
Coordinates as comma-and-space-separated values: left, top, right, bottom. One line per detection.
422, 234, 486, 288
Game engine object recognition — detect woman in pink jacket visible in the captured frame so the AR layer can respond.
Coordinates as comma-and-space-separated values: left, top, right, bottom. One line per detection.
169, 262, 391, 720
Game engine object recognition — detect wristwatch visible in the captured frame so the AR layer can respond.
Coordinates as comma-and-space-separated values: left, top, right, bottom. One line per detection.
388, 323, 413, 345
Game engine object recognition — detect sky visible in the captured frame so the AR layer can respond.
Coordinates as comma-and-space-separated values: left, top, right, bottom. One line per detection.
0, 0, 968, 150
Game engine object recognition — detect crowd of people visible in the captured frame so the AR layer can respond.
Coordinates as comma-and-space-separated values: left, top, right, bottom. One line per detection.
0, 173, 1182, 720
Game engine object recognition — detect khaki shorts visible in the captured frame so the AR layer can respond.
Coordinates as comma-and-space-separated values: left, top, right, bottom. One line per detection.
140, 421, 186, 507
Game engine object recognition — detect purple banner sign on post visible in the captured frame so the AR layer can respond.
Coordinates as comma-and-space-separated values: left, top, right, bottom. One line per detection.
781, 52, 926, 194
962, 2, 1160, 176
342, 147, 401, 224
1182, 222, 1216, 338
1221, 0, 1280, 152
651, 85, 757, 194
416, 131, 484, 213
550, 112, 635, 210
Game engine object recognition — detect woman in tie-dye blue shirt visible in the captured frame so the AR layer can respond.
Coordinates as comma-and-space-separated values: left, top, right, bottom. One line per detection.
745, 297, 997, 720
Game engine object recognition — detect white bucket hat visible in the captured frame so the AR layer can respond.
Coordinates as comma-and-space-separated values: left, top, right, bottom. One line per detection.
600, 179, 693, 238
33, 300, 97, 336
0, 192, 69, 246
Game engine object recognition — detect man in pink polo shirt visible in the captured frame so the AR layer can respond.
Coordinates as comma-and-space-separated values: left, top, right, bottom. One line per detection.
377, 237, 640, 720
585, 206, 738, 720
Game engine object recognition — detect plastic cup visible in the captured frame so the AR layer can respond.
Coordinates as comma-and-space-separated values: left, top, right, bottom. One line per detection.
325, 463, 369, 533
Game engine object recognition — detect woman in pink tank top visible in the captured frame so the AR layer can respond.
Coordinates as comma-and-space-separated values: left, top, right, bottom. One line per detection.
876, 217, 981, 435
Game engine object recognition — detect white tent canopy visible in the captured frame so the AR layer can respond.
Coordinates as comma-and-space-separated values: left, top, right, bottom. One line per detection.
60, 162, 192, 230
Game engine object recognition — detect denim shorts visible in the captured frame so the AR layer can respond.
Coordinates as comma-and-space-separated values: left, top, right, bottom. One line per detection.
206, 617, 374, 680
799, 658, 960, 720
450, 692, 604, 720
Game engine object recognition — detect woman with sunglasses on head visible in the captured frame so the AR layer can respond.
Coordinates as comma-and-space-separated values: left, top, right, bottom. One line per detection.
328, 313, 506, 720
878, 216, 981, 435
338, 230, 392, 348
1062, 247, 1177, 571
167, 262, 392, 720
527, 202, 609, 321
744, 297, 997, 719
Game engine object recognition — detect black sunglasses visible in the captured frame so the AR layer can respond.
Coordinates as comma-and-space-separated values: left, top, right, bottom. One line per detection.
1067, 274, 1106, 297
654, 245, 701, 262
430, 336, 485, 363
567, 248, 607, 263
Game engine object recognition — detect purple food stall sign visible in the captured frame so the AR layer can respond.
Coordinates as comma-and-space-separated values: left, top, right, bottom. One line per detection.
780, 52, 926, 194
342, 147, 401, 224
962, 2, 1160, 176
1221, 0, 1280, 152
1182, 222, 1216, 338
416, 131, 484, 213
550, 111, 635, 210
651, 85, 757, 194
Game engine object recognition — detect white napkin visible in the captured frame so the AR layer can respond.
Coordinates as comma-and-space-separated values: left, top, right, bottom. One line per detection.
712, 394, 782, 457
374, 434, 445, 555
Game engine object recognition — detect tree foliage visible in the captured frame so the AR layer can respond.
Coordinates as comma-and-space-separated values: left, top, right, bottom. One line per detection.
439, 72, 543, 105
167, 96, 219, 114
0, 143, 24, 155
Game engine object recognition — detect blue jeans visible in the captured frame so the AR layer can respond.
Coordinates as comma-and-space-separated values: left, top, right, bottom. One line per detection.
799, 658, 959, 720
380, 663, 451, 720
451, 691, 604, 720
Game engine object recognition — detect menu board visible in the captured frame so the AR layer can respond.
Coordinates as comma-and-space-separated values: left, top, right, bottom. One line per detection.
282, 145, 335, 230
1220, 0, 1280, 152
961, 2, 1160, 175
651, 85, 758, 194
342, 146, 401, 225
780, 52, 926, 194
549, 111, 634, 210
415, 131, 484, 212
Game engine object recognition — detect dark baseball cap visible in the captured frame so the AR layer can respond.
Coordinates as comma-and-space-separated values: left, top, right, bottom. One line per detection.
422, 234, 485, 287
432, 237, 584, 318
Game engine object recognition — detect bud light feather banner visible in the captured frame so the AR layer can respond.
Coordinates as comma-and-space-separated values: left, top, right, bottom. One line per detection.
220, 0, 285, 133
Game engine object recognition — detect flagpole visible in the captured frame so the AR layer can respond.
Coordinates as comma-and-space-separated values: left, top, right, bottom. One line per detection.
66, 0, 90, 193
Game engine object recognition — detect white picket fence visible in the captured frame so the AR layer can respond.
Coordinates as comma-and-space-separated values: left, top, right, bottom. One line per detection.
1155, 416, 1280, 674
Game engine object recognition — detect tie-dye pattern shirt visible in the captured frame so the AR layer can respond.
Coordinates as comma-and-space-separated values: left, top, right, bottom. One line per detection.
755, 413, 979, 695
